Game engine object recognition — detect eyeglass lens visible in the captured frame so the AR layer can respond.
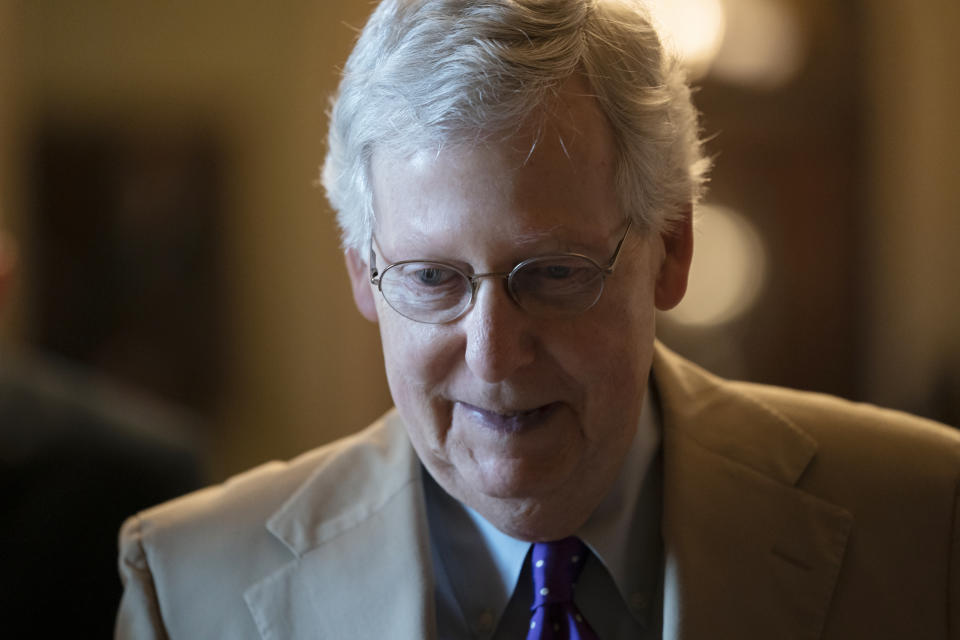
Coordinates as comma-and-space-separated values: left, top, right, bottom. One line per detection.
378, 254, 605, 323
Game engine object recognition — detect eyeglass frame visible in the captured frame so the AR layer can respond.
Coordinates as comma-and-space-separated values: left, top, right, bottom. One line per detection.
368, 218, 634, 324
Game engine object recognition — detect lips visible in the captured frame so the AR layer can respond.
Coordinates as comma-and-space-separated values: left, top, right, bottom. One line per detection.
456, 401, 559, 434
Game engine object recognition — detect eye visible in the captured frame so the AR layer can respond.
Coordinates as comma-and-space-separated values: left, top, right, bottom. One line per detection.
512, 257, 602, 297
415, 266, 457, 286
387, 262, 466, 297
380, 261, 470, 321
523, 260, 592, 283
544, 264, 573, 279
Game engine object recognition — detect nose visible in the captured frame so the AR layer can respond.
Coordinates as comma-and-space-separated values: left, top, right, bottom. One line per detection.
462, 278, 536, 383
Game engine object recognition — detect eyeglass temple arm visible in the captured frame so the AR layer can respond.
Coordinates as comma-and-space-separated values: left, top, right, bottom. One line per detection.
603, 218, 633, 273
369, 242, 380, 284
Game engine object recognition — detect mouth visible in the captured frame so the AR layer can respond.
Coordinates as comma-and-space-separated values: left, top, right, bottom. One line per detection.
456, 401, 559, 434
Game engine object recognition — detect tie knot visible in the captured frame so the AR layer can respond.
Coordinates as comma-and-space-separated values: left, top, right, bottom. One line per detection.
530, 537, 589, 607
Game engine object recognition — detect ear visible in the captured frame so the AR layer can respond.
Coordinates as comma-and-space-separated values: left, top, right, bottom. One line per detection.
345, 248, 379, 323
654, 210, 694, 311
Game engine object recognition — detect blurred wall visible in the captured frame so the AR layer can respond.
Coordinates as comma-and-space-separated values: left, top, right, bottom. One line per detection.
6, 1, 393, 479
1, 0, 24, 339
862, 0, 960, 420
2, 0, 957, 483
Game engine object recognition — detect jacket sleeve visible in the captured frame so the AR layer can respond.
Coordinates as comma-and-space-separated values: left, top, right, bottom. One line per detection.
115, 515, 170, 640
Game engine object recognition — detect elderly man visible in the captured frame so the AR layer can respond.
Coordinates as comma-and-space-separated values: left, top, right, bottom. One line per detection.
116, 1, 960, 638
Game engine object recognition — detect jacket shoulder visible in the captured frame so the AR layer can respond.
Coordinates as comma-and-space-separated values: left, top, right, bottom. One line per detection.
655, 343, 960, 636
124, 409, 408, 547
654, 342, 960, 472
117, 410, 412, 638
732, 380, 960, 471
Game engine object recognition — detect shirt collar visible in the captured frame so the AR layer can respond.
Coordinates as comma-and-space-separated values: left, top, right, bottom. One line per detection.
423, 471, 529, 636
577, 388, 662, 625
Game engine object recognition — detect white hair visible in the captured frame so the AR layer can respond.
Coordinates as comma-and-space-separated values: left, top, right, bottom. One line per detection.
322, 0, 710, 252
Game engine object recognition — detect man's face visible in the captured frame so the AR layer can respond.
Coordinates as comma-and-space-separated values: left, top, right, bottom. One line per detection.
348, 82, 691, 539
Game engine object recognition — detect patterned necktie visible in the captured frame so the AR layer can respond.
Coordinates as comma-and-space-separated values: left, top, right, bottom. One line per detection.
526, 537, 599, 640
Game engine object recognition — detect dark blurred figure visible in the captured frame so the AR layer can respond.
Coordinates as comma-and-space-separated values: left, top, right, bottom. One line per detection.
0, 230, 204, 637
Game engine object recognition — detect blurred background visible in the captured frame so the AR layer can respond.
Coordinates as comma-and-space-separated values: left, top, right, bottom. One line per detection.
1, 0, 958, 483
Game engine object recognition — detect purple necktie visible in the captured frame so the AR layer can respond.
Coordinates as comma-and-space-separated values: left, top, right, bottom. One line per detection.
526, 537, 599, 640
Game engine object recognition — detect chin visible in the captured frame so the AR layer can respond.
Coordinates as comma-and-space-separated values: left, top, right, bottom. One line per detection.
465, 454, 573, 501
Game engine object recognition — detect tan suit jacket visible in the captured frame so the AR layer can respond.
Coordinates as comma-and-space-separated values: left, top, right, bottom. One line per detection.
116, 344, 960, 639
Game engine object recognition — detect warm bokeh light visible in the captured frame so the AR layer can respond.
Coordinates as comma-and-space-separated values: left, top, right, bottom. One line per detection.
646, 0, 727, 79
648, 0, 805, 89
667, 204, 767, 327
711, 0, 805, 89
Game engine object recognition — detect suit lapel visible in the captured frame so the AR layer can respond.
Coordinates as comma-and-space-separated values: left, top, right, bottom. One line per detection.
654, 345, 853, 640
243, 412, 436, 639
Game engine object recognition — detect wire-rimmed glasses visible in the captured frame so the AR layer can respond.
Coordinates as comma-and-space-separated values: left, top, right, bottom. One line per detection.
369, 219, 633, 324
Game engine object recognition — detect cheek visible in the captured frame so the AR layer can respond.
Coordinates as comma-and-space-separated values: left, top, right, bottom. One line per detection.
378, 317, 467, 468
581, 317, 650, 394
568, 283, 656, 366
563, 283, 656, 425
379, 314, 461, 408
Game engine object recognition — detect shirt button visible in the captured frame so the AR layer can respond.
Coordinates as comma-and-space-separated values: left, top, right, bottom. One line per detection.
477, 610, 494, 633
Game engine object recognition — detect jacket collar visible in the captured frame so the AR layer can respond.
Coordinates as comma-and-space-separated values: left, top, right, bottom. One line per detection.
243, 411, 437, 639
654, 343, 852, 639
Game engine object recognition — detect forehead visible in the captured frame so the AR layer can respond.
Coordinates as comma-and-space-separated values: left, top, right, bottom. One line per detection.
370, 75, 621, 249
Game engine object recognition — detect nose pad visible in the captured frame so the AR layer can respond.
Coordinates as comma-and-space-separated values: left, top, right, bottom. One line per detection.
462, 277, 535, 383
